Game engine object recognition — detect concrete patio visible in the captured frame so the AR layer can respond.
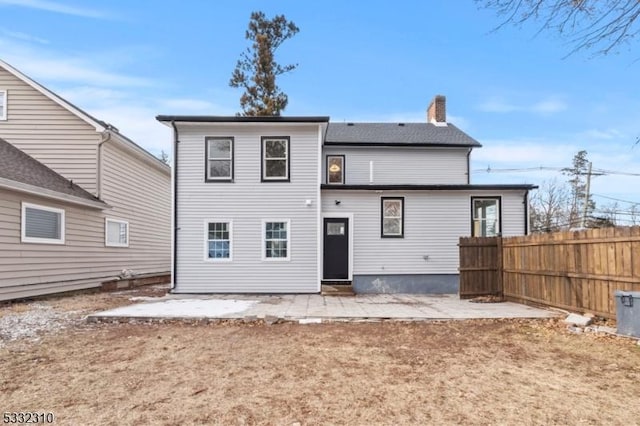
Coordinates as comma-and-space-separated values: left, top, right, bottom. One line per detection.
88, 293, 557, 322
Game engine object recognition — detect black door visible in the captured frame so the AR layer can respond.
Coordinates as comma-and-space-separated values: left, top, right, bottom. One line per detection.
323, 218, 349, 280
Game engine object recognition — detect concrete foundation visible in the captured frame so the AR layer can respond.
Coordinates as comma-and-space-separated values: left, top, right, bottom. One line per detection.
353, 274, 459, 294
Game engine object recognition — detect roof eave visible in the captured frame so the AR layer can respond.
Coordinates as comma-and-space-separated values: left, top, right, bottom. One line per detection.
321, 184, 537, 191
0, 59, 106, 132
0, 177, 111, 209
323, 141, 482, 148
156, 115, 330, 123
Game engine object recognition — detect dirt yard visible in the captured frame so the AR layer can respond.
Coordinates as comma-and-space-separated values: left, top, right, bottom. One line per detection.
1, 288, 639, 425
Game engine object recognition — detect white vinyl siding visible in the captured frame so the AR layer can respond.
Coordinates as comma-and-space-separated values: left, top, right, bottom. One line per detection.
175, 123, 320, 293
105, 218, 129, 247
0, 89, 7, 120
322, 189, 526, 275
205, 220, 232, 261
21, 202, 65, 244
0, 67, 100, 193
322, 146, 469, 185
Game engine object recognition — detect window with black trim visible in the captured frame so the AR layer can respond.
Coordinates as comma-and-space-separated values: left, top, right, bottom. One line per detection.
472, 197, 501, 237
326, 155, 345, 184
381, 197, 404, 238
0, 90, 6, 120
206, 137, 233, 181
262, 137, 290, 181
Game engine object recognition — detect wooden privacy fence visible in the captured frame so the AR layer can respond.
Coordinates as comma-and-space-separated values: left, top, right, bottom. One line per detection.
459, 227, 640, 319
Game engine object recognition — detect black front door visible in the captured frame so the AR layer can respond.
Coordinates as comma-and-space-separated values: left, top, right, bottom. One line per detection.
323, 218, 349, 280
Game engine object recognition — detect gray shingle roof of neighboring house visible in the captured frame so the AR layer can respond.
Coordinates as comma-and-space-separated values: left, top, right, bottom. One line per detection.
325, 122, 482, 147
0, 138, 105, 204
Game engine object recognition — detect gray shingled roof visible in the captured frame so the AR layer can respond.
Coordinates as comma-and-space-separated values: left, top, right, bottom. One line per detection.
0, 138, 105, 204
325, 122, 482, 147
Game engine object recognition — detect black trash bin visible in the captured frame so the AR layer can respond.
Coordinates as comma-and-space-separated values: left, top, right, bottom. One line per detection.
615, 291, 640, 338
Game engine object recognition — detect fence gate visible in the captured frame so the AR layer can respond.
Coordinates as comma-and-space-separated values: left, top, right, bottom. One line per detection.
458, 236, 502, 298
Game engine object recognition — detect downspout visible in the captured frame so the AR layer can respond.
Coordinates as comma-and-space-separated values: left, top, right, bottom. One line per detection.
524, 191, 530, 235
466, 148, 472, 184
171, 121, 179, 291
96, 131, 111, 199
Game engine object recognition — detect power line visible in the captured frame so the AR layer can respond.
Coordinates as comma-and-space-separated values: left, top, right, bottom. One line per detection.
592, 193, 640, 205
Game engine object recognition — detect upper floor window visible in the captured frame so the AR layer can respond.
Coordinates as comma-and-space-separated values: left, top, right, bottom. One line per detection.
327, 155, 345, 184
381, 197, 404, 238
0, 90, 7, 120
472, 197, 501, 237
206, 137, 233, 181
262, 137, 290, 181
105, 218, 129, 247
21, 202, 65, 244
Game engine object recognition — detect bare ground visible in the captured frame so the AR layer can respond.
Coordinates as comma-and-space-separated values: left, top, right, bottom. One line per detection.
1, 288, 639, 425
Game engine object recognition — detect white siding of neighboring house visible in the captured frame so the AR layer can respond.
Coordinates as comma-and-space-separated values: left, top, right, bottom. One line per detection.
322, 147, 469, 185
0, 66, 100, 194
175, 123, 322, 293
321, 189, 526, 276
100, 140, 171, 275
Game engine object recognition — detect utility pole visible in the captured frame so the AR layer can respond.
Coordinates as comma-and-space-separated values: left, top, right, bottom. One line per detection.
580, 162, 593, 228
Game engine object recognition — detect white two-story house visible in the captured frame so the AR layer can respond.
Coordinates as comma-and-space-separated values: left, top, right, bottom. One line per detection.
157, 95, 534, 294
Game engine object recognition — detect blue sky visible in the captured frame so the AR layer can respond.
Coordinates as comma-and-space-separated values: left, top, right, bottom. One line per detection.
1, 0, 639, 215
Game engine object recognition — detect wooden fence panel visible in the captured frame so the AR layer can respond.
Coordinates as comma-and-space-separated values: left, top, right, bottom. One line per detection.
460, 227, 640, 319
458, 237, 501, 299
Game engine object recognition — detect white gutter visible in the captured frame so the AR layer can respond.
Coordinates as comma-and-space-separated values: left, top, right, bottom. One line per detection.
0, 177, 110, 210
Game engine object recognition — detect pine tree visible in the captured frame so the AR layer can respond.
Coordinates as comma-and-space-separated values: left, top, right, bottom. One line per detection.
229, 11, 299, 116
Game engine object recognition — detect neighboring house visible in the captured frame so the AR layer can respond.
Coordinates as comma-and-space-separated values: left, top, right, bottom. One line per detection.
0, 59, 171, 301
157, 95, 535, 294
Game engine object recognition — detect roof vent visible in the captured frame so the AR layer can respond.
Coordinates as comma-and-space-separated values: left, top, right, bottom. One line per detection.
347, 122, 354, 126
398, 123, 405, 126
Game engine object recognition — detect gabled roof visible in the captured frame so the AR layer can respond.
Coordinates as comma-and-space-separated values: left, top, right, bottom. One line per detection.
325, 122, 482, 147
0, 59, 170, 173
0, 138, 107, 209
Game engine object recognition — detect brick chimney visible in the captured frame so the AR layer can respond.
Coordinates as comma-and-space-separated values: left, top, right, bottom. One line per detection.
427, 95, 446, 125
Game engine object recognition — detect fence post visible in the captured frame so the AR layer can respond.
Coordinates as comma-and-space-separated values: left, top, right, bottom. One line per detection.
496, 236, 504, 297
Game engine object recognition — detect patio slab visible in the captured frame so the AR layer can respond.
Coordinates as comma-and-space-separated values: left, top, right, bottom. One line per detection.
88, 293, 557, 322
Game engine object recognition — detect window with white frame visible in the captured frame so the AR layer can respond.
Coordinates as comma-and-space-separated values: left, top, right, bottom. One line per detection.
21, 202, 65, 244
381, 197, 404, 238
206, 137, 233, 181
105, 218, 129, 247
0, 90, 7, 120
472, 197, 501, 237
206, 221, 231, 260
262, 137, 290, 181
263, 220, 290, 260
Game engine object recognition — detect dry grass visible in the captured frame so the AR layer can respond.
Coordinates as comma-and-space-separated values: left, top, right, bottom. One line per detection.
1, 289, 639, 425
